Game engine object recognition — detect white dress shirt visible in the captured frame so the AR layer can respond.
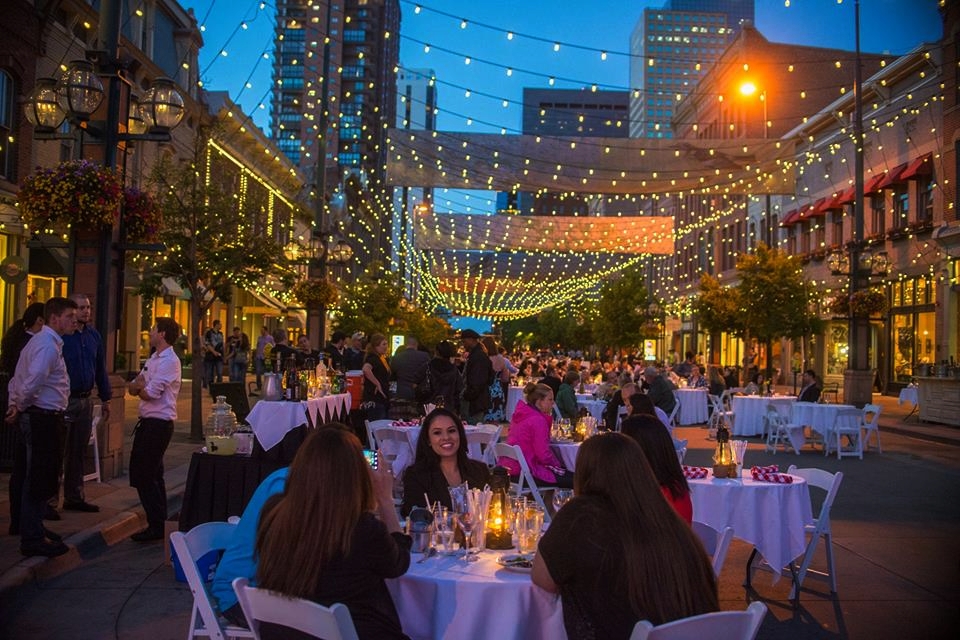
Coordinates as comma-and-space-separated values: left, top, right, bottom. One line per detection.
8, 325, 69, 412
139, 346, 182, 421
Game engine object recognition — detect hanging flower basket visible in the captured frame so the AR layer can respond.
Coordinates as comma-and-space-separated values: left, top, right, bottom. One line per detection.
17, 160, 123, 230
828, 289, 887, 318
292, 278, 339, 308
640, 320, 661, 339
122, 187, 162, 243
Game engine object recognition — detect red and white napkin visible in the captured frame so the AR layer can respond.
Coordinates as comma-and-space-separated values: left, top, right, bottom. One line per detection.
682, 465, 709, 479
750, 464, 794, 483
391, 420, 420, 427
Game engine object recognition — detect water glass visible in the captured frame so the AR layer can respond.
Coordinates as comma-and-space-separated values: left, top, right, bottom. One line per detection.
517, 505, 544, 554
552, 489, 574, 513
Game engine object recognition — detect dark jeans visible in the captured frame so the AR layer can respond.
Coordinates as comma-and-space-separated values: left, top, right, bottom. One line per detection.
204, 359, 223, 388
18, 411, 64, 544
129, 418, 174, 531
253, 357, 266, 390
63, 396, 93, 503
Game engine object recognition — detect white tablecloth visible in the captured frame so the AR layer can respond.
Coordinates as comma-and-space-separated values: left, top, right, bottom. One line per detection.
898, 385, 918, 407
387, 550, 566, 640
505, 386, 525, 420
688, 471, 813, 571
791, 402, 859, 447
247, 394, 351, 451
577, 399, 607, 422
731, 396, 797, 436
675, 388, 709, 425
550, 442, 580, 471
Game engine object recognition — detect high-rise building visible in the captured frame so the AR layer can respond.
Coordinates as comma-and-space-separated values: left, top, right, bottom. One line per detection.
394, 68, 437, 291
629, 0, 754, 139
498, 87, 631, 216
270, 0, 400, 265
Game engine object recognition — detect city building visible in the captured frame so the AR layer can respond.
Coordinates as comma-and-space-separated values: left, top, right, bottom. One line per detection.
629, 0, 754, 139
270, 0, 400, 270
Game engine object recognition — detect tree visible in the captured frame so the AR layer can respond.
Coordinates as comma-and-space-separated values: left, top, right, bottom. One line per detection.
140, 132, 298, 440
736, 243, 823, 378
592, 269, 649, 352
694, 274, 745, 338
333, 262, 451, 349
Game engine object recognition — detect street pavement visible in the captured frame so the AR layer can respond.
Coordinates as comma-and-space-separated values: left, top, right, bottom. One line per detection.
0, 383, 958, 639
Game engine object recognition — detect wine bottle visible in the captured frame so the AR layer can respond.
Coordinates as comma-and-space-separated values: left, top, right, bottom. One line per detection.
285, 355, 299, 401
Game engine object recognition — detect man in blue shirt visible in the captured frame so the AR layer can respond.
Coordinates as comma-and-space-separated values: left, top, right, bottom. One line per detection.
61, 293, 112, 513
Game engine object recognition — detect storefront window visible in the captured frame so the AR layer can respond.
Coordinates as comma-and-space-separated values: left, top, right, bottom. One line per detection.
825, 321, 848, 376
26, 274, 68, 303
889, 275, 936, 383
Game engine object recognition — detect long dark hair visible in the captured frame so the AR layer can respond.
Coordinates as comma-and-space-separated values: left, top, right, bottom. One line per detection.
574, 433, 717, 625
620, 414, 689, 501
413, 407, 470, 471
256, 425, 374, 599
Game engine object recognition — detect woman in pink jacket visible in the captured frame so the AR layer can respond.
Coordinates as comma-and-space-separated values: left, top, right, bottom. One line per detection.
499, 382, 574, 488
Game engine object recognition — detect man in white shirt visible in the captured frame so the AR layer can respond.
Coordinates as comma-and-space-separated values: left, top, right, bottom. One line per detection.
127, 317, 182, 542
5, 297, 78, 557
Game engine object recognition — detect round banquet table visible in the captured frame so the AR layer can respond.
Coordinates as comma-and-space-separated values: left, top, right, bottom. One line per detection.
675, 388, 709, 425
549, 442, 580, 471
791, 402, 859, 446
387, 550, 566, 640
730, 395, 796, 436
688, 470, 813, 572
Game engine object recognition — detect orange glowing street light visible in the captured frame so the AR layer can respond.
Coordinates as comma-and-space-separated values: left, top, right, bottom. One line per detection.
738, 80, 768, 139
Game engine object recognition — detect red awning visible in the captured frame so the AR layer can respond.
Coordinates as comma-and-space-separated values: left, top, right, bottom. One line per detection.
864, 173, 887, 194
780, 208, 800, 226
837, 186, 856, 205
819, 193, 844, 212
805, 198, 829, 219
900, 153, 933, 180
797, 202, 818, 221
877, 162, 909, 189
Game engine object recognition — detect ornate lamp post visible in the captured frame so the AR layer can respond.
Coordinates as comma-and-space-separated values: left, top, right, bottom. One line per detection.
23, 0, 184, 360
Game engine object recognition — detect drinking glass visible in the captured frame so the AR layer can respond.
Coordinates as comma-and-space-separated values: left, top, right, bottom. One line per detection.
449, 485, 478, 562
517, 505, 544, 554
559, 418, 571, 439
551, 489, 574, 513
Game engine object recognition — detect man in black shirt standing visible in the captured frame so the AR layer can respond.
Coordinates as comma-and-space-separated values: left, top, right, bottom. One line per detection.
460, 329, 492, 423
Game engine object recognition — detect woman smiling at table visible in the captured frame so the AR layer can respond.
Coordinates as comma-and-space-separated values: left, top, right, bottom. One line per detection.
400, 408, 491, 518
533, 433, 717, 638
499, 382, 574, 488
255, 428, 411, 639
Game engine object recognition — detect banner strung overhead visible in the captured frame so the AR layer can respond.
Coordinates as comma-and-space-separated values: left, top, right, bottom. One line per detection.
413, 211, 674, 255
387, 130, 796, 195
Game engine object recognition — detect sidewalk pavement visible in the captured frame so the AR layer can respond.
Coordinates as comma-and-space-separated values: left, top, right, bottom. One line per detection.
0, 385, 957, 638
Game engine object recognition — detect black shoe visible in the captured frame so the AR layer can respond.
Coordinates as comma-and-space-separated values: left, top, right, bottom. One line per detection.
63, 500, 100, 513
21, 540, 69, 558
131, 527, 164, 542
43, 506, 61, 521
43, 527, 62, 542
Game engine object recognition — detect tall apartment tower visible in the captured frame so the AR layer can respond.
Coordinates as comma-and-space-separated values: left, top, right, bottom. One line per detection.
270, 0, 400, 265
629, 0, 754, 139
394, 68, 437, 290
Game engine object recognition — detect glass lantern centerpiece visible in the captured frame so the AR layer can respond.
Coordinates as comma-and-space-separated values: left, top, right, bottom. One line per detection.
712, 417, 738, 478
205, 395, 238, 455
485, 466, 514, 550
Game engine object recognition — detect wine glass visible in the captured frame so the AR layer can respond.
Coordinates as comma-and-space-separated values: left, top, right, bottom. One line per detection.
552, 489, 574, 514
449, 484, 478, 562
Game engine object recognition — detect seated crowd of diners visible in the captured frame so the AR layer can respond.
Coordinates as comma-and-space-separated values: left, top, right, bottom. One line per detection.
206, 399, 718, 639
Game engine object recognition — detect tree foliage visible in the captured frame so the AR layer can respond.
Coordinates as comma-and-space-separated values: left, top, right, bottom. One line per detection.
139, 130, 298, 439
501, 307, 594, 352
592, 269, 650, 350
333, 262, 451, 348
694, 274, 744, 337
736, 244, 820, 342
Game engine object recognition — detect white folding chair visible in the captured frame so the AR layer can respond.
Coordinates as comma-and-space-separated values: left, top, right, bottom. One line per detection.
370, 425, 414, 503
827, 408, 864, 460
629, 601, 766, 640
691, 521, 734, 577
232, 577, 359, 640
493, 442, 551, 522
364, 419, 394, 450
764, 404, 800, 455
169, 521, 255, 640
84, 404, 102, 483
673, 438, 688, 464
747, 466, 843, 602
861, 403, 883, 453
466, 424, 502, 465
670, 391, 682, 426
615, 405, 629, 431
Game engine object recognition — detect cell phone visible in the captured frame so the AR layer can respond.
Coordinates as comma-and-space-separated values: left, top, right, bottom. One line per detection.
363, 449, 378, 469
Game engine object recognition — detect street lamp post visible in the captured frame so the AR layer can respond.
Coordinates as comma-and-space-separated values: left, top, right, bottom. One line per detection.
24, 0, 184, 365
845, 0, 874, 406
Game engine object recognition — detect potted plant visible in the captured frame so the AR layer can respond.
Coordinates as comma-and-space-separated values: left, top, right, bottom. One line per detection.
828, 289, 887, 317
18, 160, 123, 230
122, 187, 162, 242
292, 278, 339, 308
